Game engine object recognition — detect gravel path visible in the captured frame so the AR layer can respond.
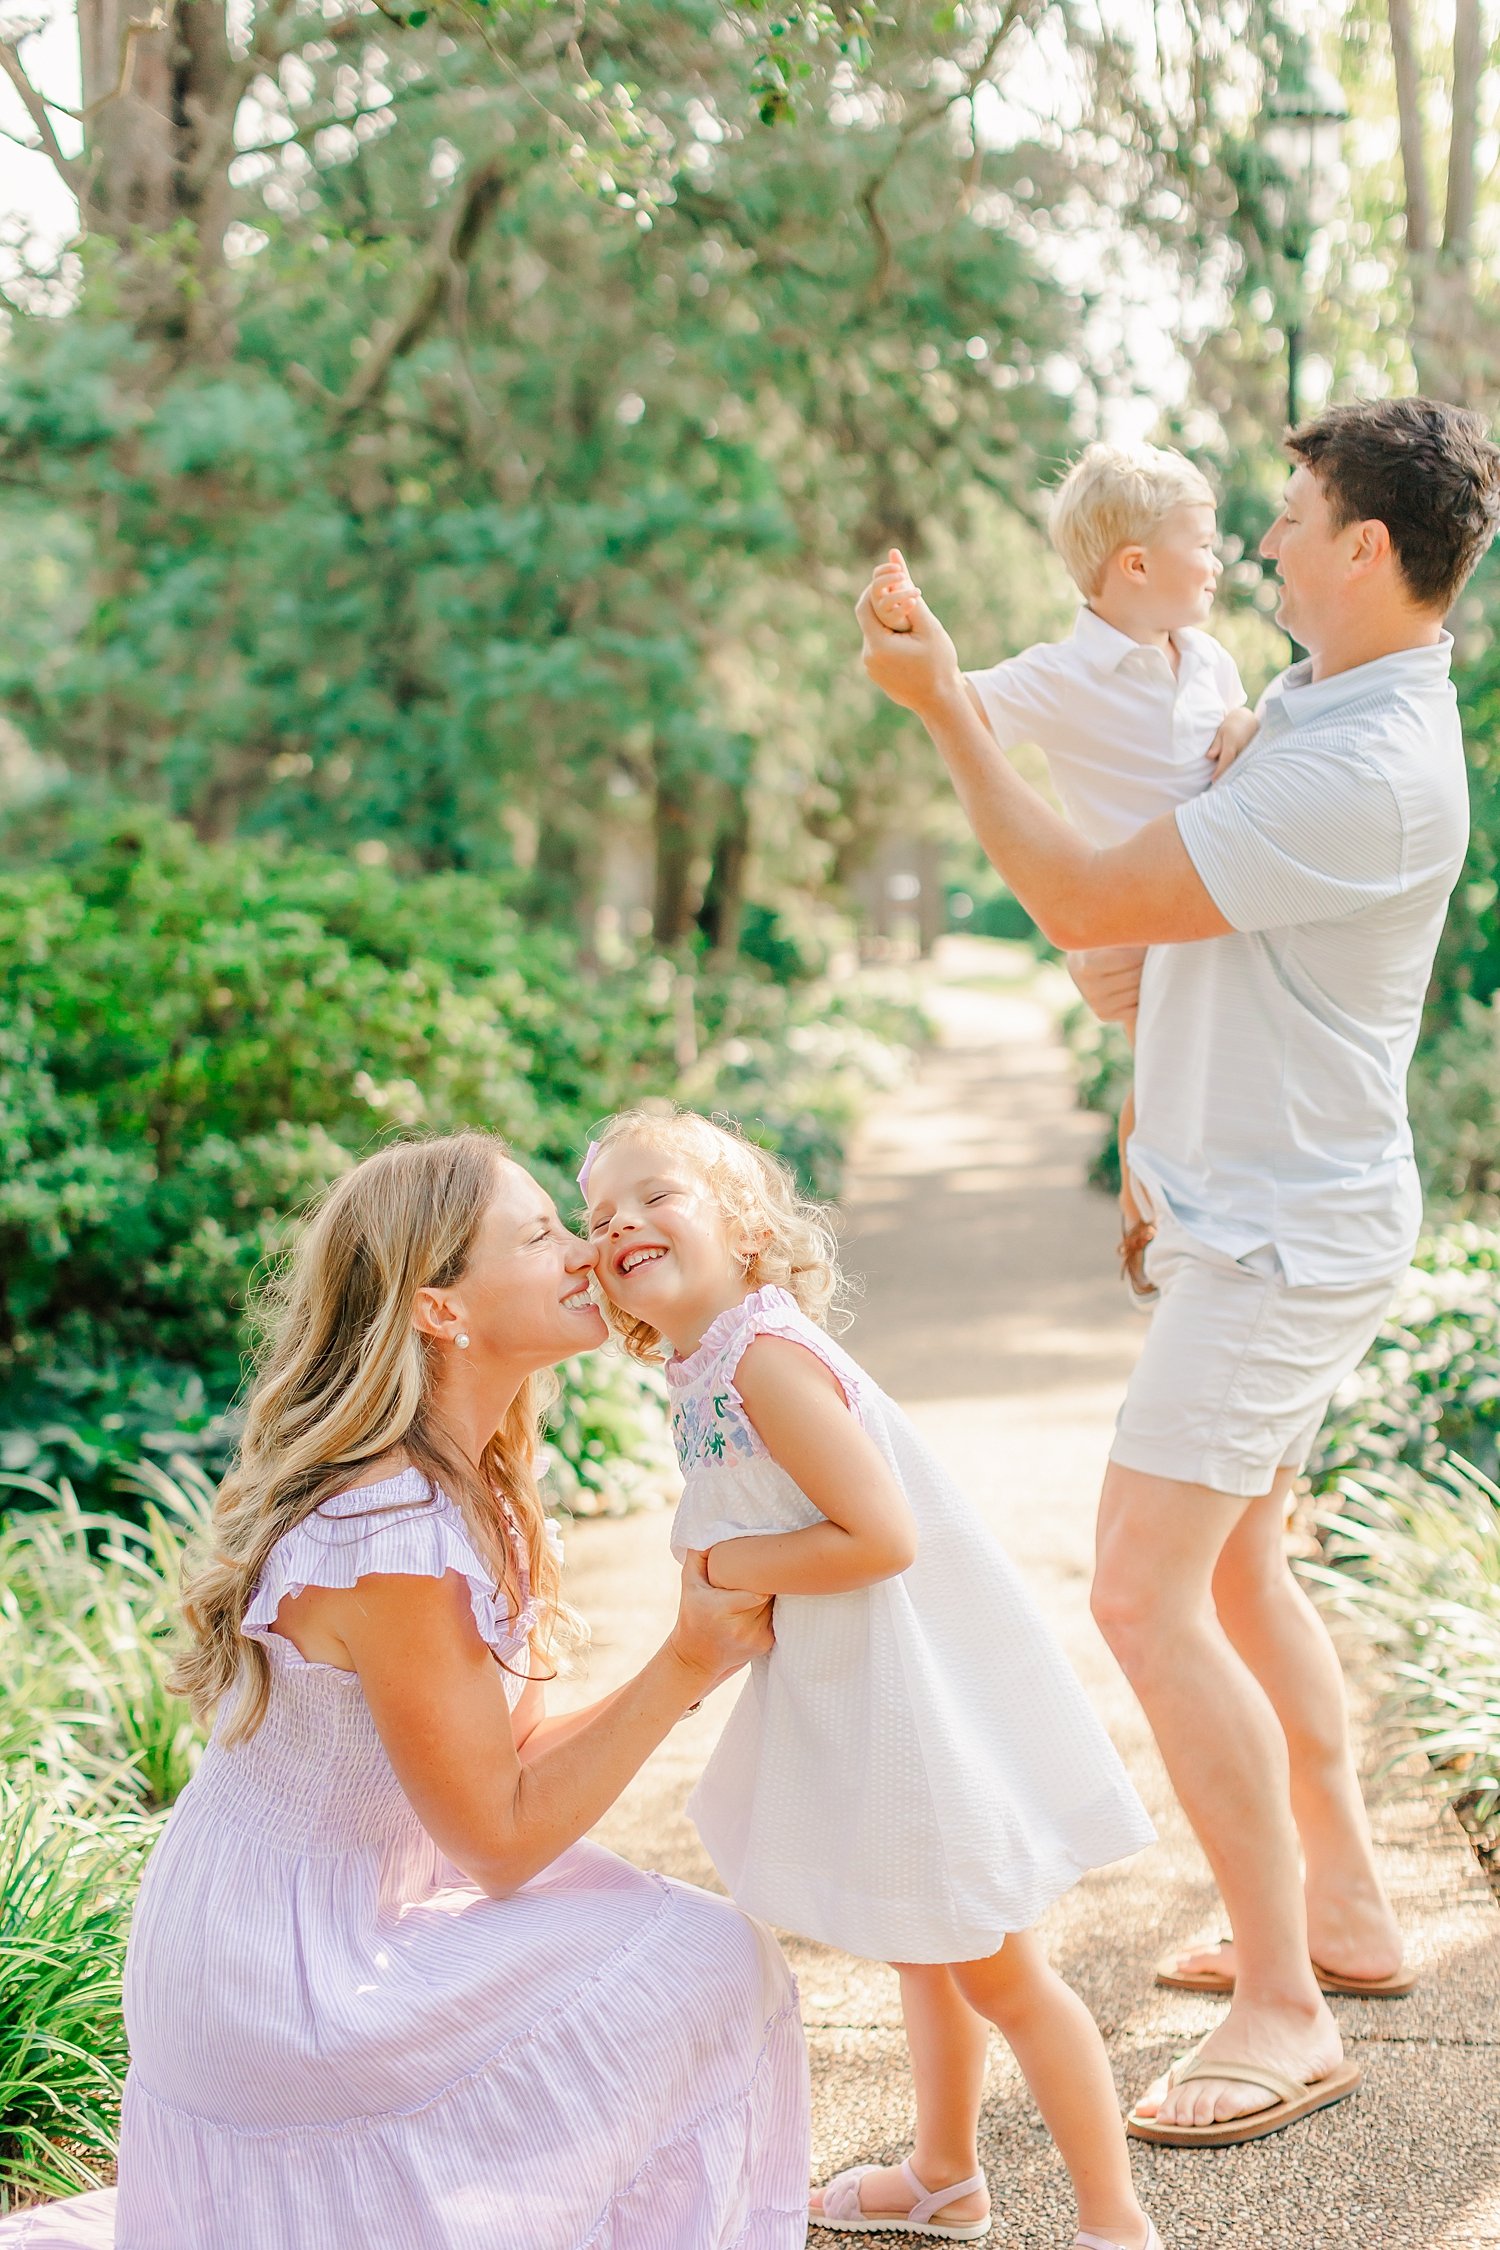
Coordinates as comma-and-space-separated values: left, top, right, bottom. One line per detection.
557, 937, 1500, 2250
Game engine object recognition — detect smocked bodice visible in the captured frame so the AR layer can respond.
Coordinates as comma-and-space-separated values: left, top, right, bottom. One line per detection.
189, 1641, 421, 1856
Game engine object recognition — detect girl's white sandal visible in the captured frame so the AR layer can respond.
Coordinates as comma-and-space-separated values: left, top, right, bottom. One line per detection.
1074, 2222, 1163, 2250
809, 2159, 992, 2239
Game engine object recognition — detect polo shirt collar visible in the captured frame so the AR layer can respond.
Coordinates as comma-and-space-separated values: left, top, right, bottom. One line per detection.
1265, 632, 1454, 728
1072, 606, 1207, 678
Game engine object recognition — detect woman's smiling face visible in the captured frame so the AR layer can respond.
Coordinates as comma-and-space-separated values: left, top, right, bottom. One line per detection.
585, 1137, 750, 1352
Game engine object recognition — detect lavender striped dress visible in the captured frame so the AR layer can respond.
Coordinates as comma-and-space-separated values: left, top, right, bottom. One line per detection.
1, 1472, 808, 2250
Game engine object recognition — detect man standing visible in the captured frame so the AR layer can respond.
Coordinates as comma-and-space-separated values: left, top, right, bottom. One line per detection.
857, 397, 1500, 2144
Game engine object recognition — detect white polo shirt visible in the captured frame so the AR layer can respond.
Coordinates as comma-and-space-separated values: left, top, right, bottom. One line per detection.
965, 607, 1247, 846
1130, 636, 1470, 1288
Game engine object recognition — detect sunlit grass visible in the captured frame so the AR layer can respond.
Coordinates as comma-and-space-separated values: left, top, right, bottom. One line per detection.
1302, 1457, 1500, 1833
0, 1465, 210, 2204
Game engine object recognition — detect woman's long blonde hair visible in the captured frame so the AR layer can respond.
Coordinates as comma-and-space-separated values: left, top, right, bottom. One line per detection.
588, 1107, 844, 1360
173, 1132, 568, 1744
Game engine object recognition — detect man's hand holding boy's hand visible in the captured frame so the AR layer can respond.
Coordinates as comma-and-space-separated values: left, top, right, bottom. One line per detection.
868, 547, 921, 633
1208, 705, 1259, 774
858, 550, 965, 717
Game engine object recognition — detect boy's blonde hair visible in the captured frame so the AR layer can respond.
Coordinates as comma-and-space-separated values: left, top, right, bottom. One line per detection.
1049, 443, 1216, 598
584, 1107, 842, 1360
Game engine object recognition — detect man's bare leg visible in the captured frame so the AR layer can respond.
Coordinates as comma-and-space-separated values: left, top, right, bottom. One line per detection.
1091, 1462, 1342, 2129
1191, 1471, 1402, 1982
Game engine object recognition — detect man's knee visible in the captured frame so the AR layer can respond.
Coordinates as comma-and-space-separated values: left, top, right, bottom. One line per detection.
1089, 1565, 1161, 1674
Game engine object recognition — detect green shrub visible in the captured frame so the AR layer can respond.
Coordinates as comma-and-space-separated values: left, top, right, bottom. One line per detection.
1408, 995, 1500, 1215
1301, 1459, 1500, 1840
0, 1474, 193, 2206
1060, 1004, 1131, 1195
1307, 1225, 1500, 1495
1, 809, 923, 1516
0, 1783, 147, 2207
1301, 1224, 1500, 1874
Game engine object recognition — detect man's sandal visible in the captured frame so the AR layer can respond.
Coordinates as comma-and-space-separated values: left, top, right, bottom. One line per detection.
1125, 2039, 1361, 2148
809, 2159, 991, 2239
1154, 1938, 1417, 1999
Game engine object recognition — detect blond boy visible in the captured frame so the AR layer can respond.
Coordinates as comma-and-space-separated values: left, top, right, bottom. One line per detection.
872, 444, 1258, 1293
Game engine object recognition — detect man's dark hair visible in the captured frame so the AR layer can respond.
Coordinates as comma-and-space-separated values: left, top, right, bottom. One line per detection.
1287, 396, 1500, 612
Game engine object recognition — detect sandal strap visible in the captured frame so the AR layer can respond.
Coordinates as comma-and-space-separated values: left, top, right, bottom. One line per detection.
820, 2166, 877, 2224
1167, 2047, 1308, 2109
900, 2160, 987, 2225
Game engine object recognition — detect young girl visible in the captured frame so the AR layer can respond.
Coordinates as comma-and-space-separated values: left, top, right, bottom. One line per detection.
582, 1109, 1162, 2250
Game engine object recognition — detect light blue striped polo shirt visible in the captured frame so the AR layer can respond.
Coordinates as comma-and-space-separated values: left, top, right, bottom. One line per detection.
1129, 634, 1470, 1287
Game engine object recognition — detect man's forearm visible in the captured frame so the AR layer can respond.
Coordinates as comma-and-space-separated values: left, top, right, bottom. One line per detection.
917, 685, 1230, 950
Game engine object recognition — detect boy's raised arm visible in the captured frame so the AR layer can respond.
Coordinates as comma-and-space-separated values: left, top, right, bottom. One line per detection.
855, 579, 1231, 952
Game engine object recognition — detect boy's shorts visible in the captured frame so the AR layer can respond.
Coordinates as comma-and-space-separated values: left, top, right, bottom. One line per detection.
1108, 1210, 1402, 1498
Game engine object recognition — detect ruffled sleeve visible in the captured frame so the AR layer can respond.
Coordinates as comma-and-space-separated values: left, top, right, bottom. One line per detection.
716, 1287, 867, 1426
244, 1469, 534, 1670
666, 1287, 866, 1480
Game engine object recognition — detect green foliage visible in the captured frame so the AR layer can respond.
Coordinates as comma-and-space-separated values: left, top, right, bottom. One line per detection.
0, 1471, 209, 2204
1306, 1227, 1500, 1496
0, 0, 1078, 931
0, 807, 921, 1515
1408, 1000, 1500, 1215
1300, 1226, 1500, 1858
546, 1354, 678, 1518
0, 1782, 146, 2207
0, 1467, 209, 1812
1303, 1458, 1500, 1839
1060, 1004, 1131, 1196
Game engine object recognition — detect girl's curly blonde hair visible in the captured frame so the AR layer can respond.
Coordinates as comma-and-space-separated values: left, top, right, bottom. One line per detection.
584, 1108, 843, 1360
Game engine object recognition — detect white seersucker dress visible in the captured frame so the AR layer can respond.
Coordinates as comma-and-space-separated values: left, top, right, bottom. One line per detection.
667, 1288, 1156, 1964
0, 1470, 809, 2250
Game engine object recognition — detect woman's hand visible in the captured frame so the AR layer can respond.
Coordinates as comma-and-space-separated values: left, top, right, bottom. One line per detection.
668, 1549, 775, 1693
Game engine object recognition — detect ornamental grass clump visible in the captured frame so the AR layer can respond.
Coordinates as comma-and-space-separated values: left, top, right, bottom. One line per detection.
0, 1468, 208, 1812
1301, 1459, 1500, 1849
0, 1781, 152, 2208
0, 1469, 210, 2204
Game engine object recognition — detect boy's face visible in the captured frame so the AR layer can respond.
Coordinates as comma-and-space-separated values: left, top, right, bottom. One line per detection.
1110, 497, 1223, 630
1124, 501, 1222, 628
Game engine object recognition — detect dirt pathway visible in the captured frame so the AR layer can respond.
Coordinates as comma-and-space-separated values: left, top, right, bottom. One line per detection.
558, 938, 1500, 2250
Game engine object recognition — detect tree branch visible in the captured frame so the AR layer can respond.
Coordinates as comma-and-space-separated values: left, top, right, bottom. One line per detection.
1443, 0, 1481, 259
859, 0, 1040, 303
1386, 0, 1433, 256
0, 39, 91, 197
26, 7, 165, 123
332, 157, 507, 421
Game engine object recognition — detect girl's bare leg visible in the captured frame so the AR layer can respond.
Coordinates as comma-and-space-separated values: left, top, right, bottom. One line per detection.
808, 1963, 991, 2228
953, 1931, 1148, 2247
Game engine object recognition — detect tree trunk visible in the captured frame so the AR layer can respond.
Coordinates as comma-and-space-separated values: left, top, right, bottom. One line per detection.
652, 747, 704, 950
698, 796, 751, 963
79, 0, 175, 231
1444, 0, 1482, 263
1385, 0, 1432, 257
77, 0, 236, 345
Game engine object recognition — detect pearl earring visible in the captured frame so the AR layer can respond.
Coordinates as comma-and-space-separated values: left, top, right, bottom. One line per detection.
455, 1332, 470, 1349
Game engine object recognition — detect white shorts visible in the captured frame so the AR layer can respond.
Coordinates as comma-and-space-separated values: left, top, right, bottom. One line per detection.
1109, 1212, 1401, 1498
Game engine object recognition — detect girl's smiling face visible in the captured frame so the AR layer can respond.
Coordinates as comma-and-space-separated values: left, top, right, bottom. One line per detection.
585, 1137, 753, 1355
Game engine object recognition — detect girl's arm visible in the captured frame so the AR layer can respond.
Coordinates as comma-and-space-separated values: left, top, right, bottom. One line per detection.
704, 1336, 918, 1596
295, 1551, 769, 1898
